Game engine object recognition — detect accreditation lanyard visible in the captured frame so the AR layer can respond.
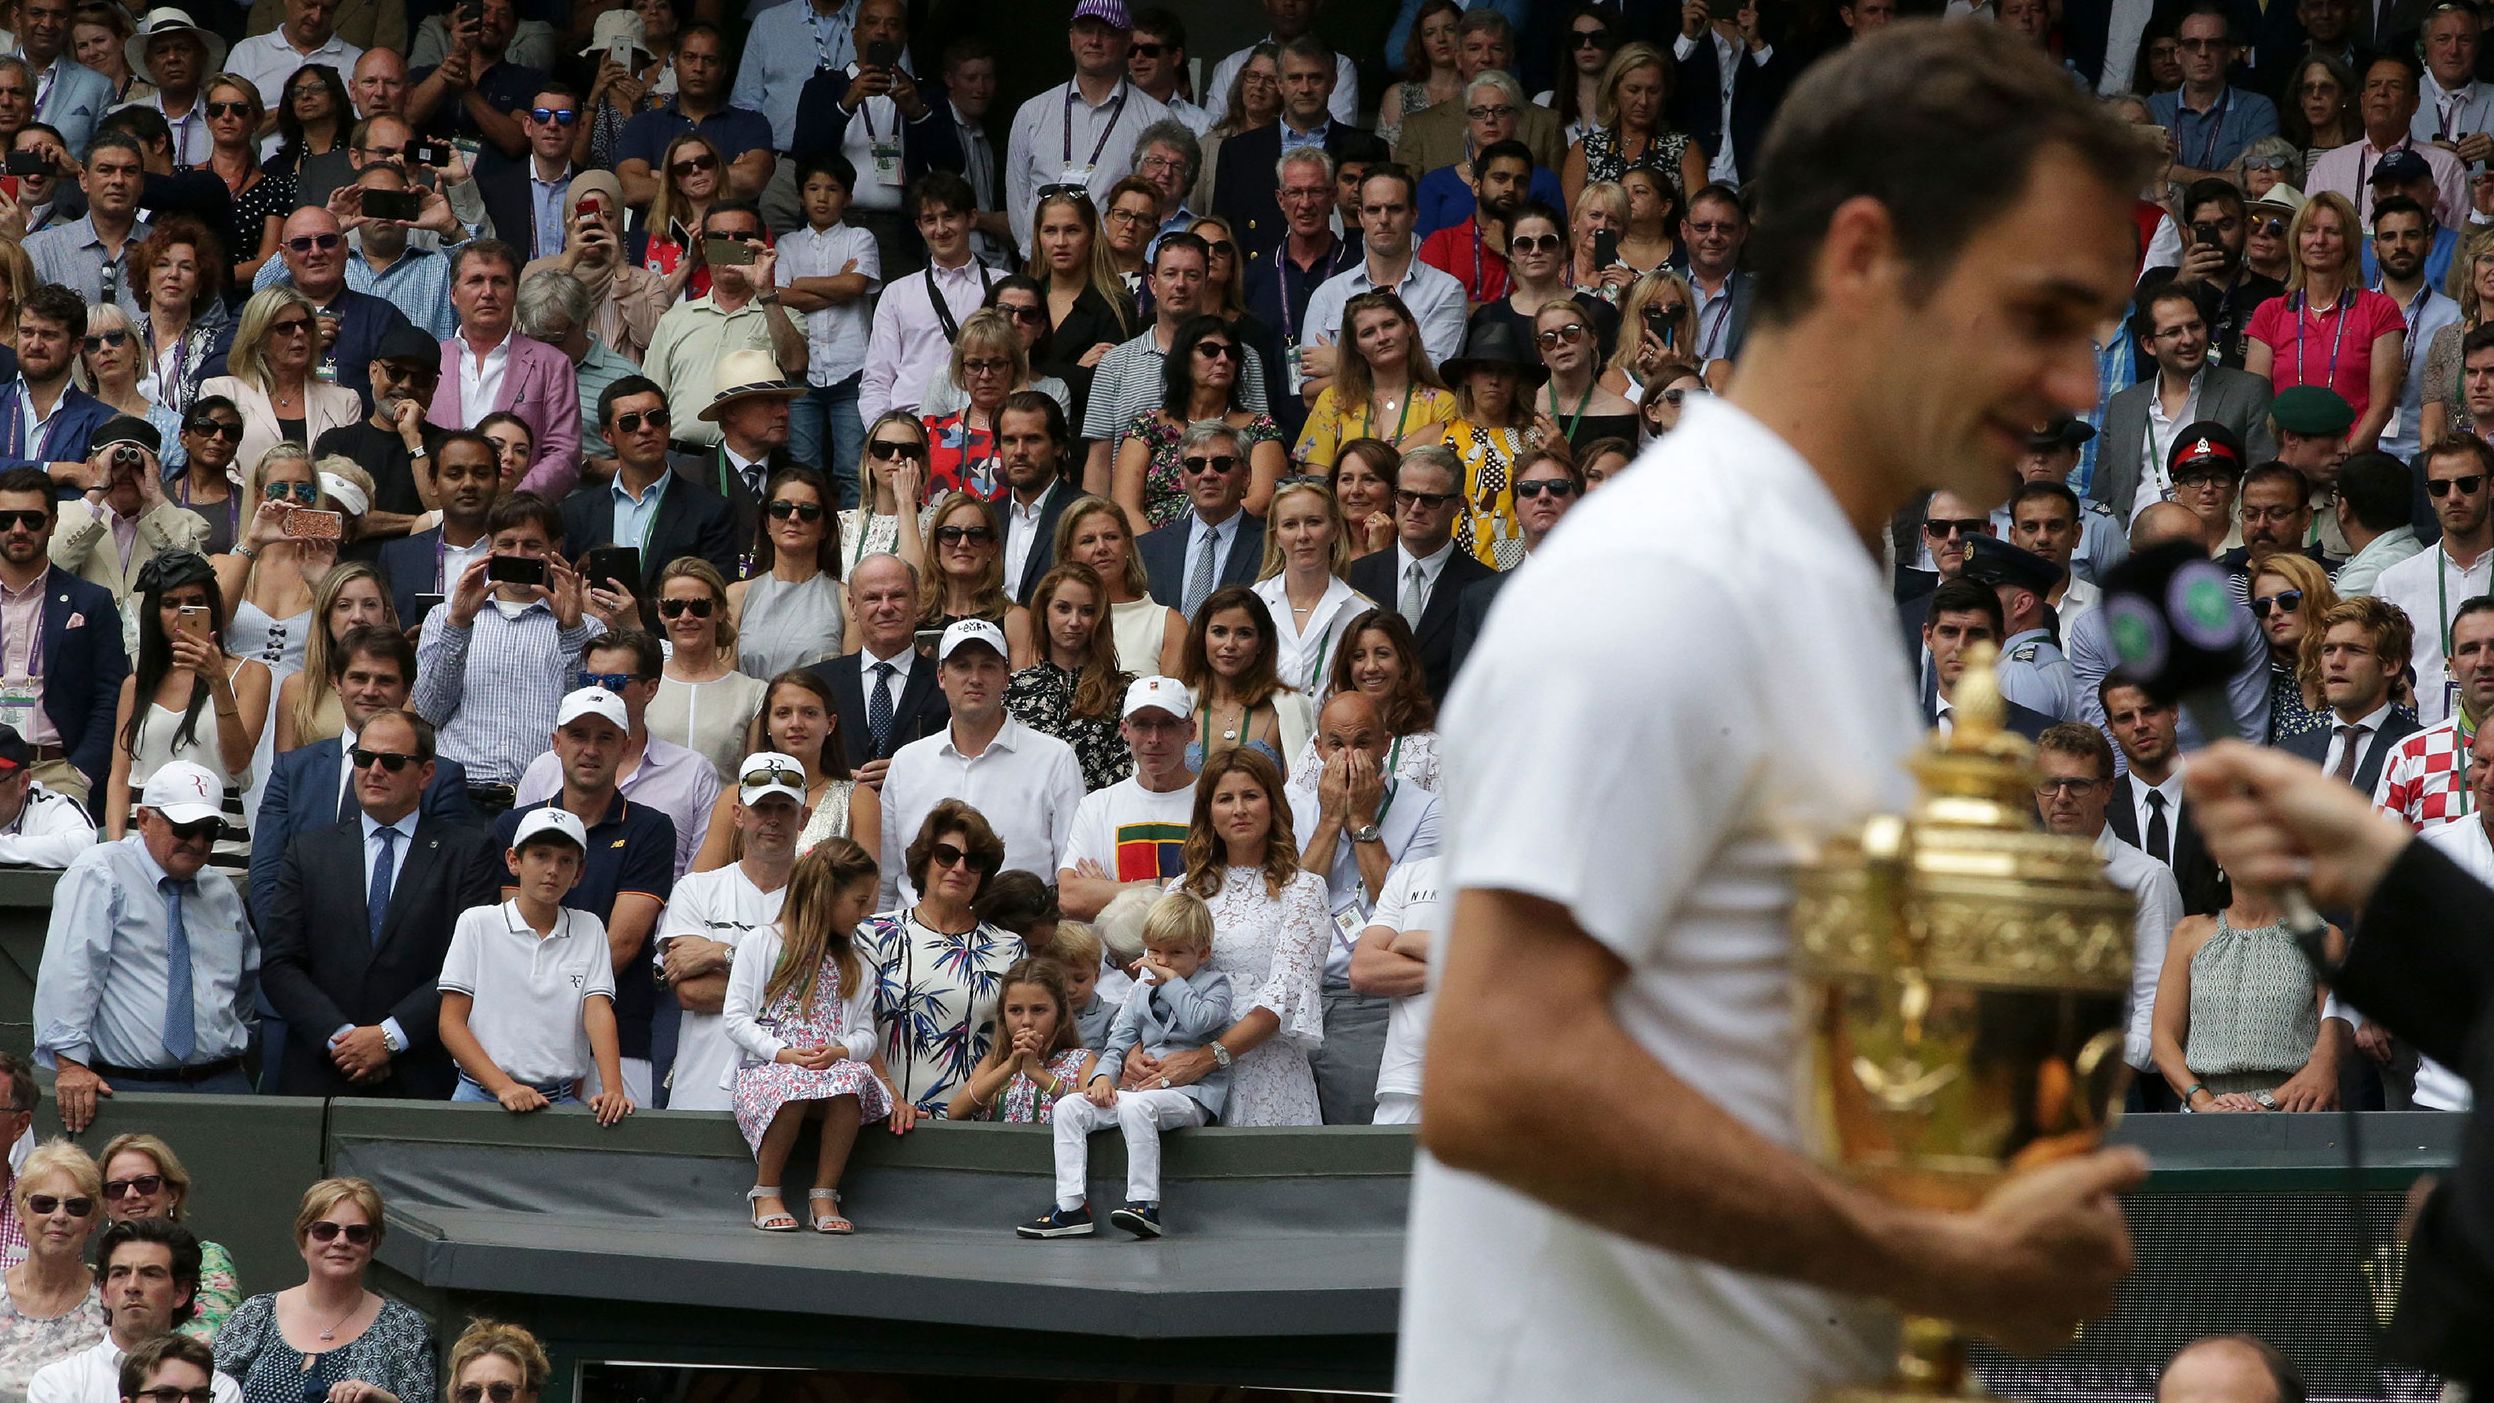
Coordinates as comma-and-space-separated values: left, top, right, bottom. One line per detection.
1274, 238, 1352, 346
1369, 390, 1416, 444
2291, 289, 2354, 392
2188, 88, 2231, 172
1062, 81, 1129, 171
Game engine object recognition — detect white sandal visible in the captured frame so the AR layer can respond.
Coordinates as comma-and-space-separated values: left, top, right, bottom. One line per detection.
747, 1186, 798, 1233
809, 1188, 853, 1234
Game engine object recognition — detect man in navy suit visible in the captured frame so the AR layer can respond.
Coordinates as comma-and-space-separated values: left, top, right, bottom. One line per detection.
2279, 595, 2422, 794
252, 627, 476, 916
806, 552, 949, 783
258, 707, 502, 1099
1345, 445, 1493, 708
0, 287, 116, 487
1920, 578, 2058, 741
1137, 422, 1269, 618
1212, 37, 1356, 269
997, 391, 1083, 604
558, 376, 741, 622
0, 467, 127, 809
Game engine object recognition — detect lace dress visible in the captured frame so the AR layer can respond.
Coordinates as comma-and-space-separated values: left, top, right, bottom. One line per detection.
0, 1283, 103, 1403
1006, 662, 1135, 792
1128, 411, 1284, 529
1581, 126, 1693, 200
859, 909, 1027, 1114
215, 1294, 434, 1403
838, 509, 902, 573
1183, 866, 1329, 1126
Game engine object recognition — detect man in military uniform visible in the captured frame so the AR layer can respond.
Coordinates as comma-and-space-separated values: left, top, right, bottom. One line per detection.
2268, 385, 2356, 563
1966, 535, 2077, 720
1992, 417, 2128, 584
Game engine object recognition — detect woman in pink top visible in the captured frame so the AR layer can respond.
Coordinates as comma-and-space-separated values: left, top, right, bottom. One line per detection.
2243, 190, 2407, 450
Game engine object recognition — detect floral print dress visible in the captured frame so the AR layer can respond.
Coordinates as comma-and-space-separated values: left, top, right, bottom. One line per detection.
961, 1047, 1093, 1124
1177, 867, 1330, 1127
1128, 411, 1284, 528
216, 1295, 434, 1403
859, 910, 1026, 1114
182, 1239, 241, 1341
1007, 662, 1135, 792
0, 1283, 104, 1403
729, 939, 892, 1151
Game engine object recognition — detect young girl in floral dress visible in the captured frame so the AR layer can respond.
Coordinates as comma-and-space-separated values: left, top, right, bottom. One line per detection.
946, 959, 1097, 1124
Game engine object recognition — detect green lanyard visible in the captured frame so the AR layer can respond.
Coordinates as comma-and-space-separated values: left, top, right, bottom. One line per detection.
2440, 549, 2474, 814
1305, 615, 1336, 692
1371, 389, 1415, 445
1547, 381, 1595, 442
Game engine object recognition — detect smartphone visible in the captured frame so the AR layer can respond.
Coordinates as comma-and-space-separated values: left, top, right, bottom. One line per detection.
282, 508, 343, 541
584, 546, 641, 594
415, 138, 451, 168
1592, 229, 1619, 270
3, 151, 45, 177
456, 0, 482, 27
608, 34, 635, 68
578, 194, 603, 220
173, 605, 210, 642
2191, 221, 2219, 245
362, 187, 420, 222
912, 627, 945, 653
412, 592, 445, 619
487, 554, 548, 587
703, 236, 755, 267
864, 38, 899, 69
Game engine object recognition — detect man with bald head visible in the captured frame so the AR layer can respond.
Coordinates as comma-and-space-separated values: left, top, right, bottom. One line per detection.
2156, 1334, 2305, 1403
353, 47, 408, 119
236, 204, 416, 415
2069, 500, 2274, 752
1287, 688, 1443, 1125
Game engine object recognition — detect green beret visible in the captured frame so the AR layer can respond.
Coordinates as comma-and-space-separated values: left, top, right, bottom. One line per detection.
2271, 385, 2355, 436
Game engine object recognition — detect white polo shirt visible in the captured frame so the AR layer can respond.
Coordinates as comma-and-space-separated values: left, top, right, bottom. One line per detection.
654, 864, 787, 1111
1368, 854, 1446, 1107
878, 715, 1086, 906
1400, 396, 1918, 1402
438, 900, 617, 1087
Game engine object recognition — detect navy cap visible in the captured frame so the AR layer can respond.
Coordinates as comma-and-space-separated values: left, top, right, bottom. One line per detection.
374, 325, 441, 367
2369, 148, 2433, 186
2024, 417, 2097, 452
1962, 534, 2064, 595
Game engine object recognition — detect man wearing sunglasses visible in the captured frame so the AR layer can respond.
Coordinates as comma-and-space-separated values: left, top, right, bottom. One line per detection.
1344, 445, 1491, 707
515, 632, 721, 879
35, 761, 257, 1128
306, 325, 448, 536
258, 707, 501, 1100
28, 1220, 242, 1403
472, 83, 583, 266
1136, 421, 1267, 618
1127, 8, 1213, 135
2378, 437, 2494, 724
555, 377, 740, 615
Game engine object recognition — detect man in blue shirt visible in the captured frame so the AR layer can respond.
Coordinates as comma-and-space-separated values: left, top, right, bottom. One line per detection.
615, 26, 776, 212
2149, 2, 2280, 183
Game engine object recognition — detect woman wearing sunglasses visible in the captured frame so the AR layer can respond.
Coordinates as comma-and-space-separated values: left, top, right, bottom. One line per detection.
271, 563, 396, 753
71, 306, 154, 426
199, 75, 287, 301
212, 445, 364, 684
169, 398, 246, 556
1051, 495, 1185, 679
442, 1321, 544, 1403
915, 494, 1036, 667
1531, 300, 1637, 456
919, 310, 1025, 505
1539, 4, 1619, 148
1637, 357, 1710, 442
198, 288, 360, 486
2251, 553, 2344, 744
649, 559, 770, 782
728, 465, 846, 680
858, 800, 1024, 1113
837, 412, 930, 591
214, 1179, 432, 1403
2230, 136, 2302, 202
1467, 204, 1620, 362
104, 549, 269, 874
95, 1135, 236, 1342
1605, 271, 1701, 405
267, 63, 353, 211
635, 132, 726, 302
0, 1141, 107, 1403
1116, 313, 1286, 528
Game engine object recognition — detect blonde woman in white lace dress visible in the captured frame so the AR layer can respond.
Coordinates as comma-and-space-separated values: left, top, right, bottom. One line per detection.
1131, 746, 1328, 1127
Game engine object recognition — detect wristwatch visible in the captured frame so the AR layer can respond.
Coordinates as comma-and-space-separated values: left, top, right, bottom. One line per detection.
1348, 823, 1383, 844
1209, 1041, 1233, 1069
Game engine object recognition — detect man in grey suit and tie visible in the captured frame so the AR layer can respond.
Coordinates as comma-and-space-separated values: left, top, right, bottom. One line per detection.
2094, 282, 2275, 522
1137, 422, 1267, 617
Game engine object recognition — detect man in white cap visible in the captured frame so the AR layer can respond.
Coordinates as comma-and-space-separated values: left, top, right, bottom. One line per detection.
516, 628, 720, 877
33, 761, 259, 1130
126, 9, 224, 167
1059, 675, 1196, 920
491, 684, 678, 1104
653, 750, 809, 1112
879, 618, 1084, 907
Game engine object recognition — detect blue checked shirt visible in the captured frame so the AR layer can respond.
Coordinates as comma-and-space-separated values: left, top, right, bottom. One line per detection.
412, 596, 607, 785
257, 239, 461, 340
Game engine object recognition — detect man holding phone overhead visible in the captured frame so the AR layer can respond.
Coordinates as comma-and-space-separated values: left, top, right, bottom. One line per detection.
404, 0, 540, 162
789, 0, 963, 279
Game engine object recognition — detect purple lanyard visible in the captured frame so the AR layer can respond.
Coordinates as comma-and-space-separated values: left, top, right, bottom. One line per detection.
2291, 289, 2354, 390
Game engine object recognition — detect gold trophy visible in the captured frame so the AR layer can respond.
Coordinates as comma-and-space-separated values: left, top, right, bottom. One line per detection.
1791, 645, 2137, 1400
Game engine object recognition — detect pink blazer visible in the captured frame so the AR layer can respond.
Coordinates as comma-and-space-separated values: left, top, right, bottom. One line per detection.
425, 330, 582, 500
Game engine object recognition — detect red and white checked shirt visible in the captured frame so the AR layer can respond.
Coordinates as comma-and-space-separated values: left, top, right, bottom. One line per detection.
0, 1168, 24, 1271
2376, 715, 2476, 830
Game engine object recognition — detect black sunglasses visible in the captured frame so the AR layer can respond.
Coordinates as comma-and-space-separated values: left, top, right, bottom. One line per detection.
927, 840, 996, 872
1183, 453, 1240, 474
1201, 239, 1235, 258
186, 419, 245, 442
453, 1386, 519, 1403
2429, 474, 2488, 496
1193, 341, 1240, 361
1573, 27, 1614, 47
0, 511, 48, 533
658, 597, 716, 618
671, 152, 718, 175
1923, 517, 1987, 538
306, 1220, 375, 1245
284, 233, 342, 254
766, 498, 826, 522
82, 330, 129, 352
998, 303, 1047, 324
2250, 589, 2303, 618
1513, 478, 1577, 500
868, 440, 925, 461
164, 818, 222, 842
934, 524, 996, 545
24, 1195, 92, 1217
350, 747, 420, 771
611, 408, 670, 433
1396, 488, 1457, 510
1129, 41, 1168, 57
102, 1174, 164, 1199
203, 100, 251, 118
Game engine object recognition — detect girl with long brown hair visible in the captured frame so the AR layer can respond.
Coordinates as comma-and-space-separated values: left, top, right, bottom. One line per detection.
945, 957, 1097, 1122
1007, 562, 1135, 792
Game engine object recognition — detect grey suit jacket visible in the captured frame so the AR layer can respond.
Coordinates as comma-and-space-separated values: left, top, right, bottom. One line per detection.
1095, 967, 1235, 1120
2091, 365, 2277, 521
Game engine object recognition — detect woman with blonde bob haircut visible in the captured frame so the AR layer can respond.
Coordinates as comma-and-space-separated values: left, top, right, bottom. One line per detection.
0, 1139, 107, 1401
198, 287, 360, 483
443, 1320, 549, 1403
2243, 189, 2405, 450
1253, 480, 1368, 696
217, 1178, 433, 1403
95, 1134, 240, 1340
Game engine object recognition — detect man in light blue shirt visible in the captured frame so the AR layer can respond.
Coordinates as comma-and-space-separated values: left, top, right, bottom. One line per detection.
733, 0, 862, 153
2147, 3, 2279, 182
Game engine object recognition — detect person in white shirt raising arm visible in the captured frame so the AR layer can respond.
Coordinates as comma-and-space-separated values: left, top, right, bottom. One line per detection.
1404, 23, 2154, 1403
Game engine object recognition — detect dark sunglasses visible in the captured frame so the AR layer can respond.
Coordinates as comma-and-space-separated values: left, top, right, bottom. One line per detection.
1183, 453, 1240, 475
186, 419, 245, 442
2429, 474, 2488, 496
2257, 216, 2288, 237
1034, 182, 1093, 205
1201, 239, 1235, 258
265, 481, 321, 505
82, 330, 129, 352
927, 841, 996, 872
350, 747, 420, 771
0, 511, 46, 532
284, 233, 342, 254
1513, 478, 1577, 500
306, 1220, 375, 1245
1509, 233, 1561, 255
658, 597, 716, 619
267, 318, 316, 337
1193, 341, 1240, 361
670, 152, 719, 175
2250, 590, 2303, 618
934, 524, 996, 545
102, 1174, 164, 1199
576, 671, 635, 692
766, 498, 826, 522
164, 818, 222, 842
1572, 27, 1614, 47
1653, 304, 1686, 319
1923, 517, 1986, 538
1535, 324, 1588, 347
24, 1195, 92, 1217
1396, 488, 1457, 510
527, 106, 579, 125
453, 1385, 519, 1403
134, 1389, 212, 1403
203, 100, 251, 118
868, 440, 925, 461
1129, 41, 1168, 57
998, 303, 1047, 324
611, 408, 670, 433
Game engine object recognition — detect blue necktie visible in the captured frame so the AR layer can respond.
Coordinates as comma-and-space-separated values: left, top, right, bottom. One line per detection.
160, 877, 195, 1064
367, 826, 397, 948
868, 661, 896, 755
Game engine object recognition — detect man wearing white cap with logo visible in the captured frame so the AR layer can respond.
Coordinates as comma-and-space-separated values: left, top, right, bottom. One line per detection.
652, 751, 810, 1111
490, 685, 677, 1104
1059, 675, 1196, 921
126, 9, 224, 168
879, 618, 1084, 907
33, 761, 258, 1131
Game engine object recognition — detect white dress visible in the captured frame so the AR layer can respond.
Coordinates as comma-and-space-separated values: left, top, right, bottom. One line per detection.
1108, 596, 1171, 678
1184, 866, 1330, 1127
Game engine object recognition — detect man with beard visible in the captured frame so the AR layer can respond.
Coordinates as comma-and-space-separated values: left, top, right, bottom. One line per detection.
314, 325, 449, 532
2138, 180, 2284, 371
0, 468, 124, 806
2370, 196, 2462, 466
2378, 435, 2494, 725
0, 286, 114, 488
1419, 139, 1532, 306
995, 390, 1082, 603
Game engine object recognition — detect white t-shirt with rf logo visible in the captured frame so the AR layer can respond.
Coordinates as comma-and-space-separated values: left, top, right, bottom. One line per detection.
438, 901, 618, 1089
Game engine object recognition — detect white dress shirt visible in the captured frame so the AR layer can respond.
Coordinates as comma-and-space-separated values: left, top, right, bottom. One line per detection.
2374, 541, 2494, 724
861, 640, 915, 717
1255, 573, 1369, 695
2130, 765, 2187, 862
1001, 490, 1046, 592
453, 328, 514, 429
27, 1338, 243, 1403
858, 254, 995, 423
2321, 699, 2397, 778
226, 29, 363, 109
2417, 70, 2494, 148
878, 715, 1086, 906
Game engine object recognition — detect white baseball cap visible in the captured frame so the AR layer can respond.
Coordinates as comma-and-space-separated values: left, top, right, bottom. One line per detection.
1122, 675, 1193, 720
938, 618, 1009, 662
511, 806, 588, 853
737, 751, 808, 806
554, 686, 629, 732
139, 762, 224, 826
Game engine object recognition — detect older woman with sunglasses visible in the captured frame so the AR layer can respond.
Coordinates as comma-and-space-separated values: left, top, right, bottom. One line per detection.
96, 1135, 236, 1342
215, 1179, 432, 1403
442, 1322, 546, 1403
859, 800, 1024, 1114
1116, 314, 1286, 530
199, 74, 287, 300
198, 289, 360, 483
0, 1142, 106, 1403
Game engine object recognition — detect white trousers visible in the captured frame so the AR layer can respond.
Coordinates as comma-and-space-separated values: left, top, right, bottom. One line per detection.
1051, 1088, 1210, 1208
1373, 1090, 1420, 1125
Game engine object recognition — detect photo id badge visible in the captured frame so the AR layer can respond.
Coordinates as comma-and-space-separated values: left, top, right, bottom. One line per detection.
1056, 164, 1094, 191
2449, 676, 2463, 721
871, 137, 904, 188
1331, 902, 1365, 955
1285, 339, 1308, 397
0, 678, 36, 740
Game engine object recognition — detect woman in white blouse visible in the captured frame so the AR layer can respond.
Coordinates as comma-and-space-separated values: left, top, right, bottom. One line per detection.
1253, 479, 1372, 698
647, 560, 768, 781
1051, 495, 1185, 679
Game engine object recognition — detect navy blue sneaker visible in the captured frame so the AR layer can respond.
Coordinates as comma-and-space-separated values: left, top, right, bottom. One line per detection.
1109, 1202, 1162, 1238
1016, 1205, 1094, 1238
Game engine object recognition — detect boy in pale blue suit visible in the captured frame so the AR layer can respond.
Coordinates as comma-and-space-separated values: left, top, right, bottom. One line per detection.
1021, 892, 1232, 1240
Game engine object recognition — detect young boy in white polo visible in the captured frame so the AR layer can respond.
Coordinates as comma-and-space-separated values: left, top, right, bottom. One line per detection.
438, 807, 635, 1125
